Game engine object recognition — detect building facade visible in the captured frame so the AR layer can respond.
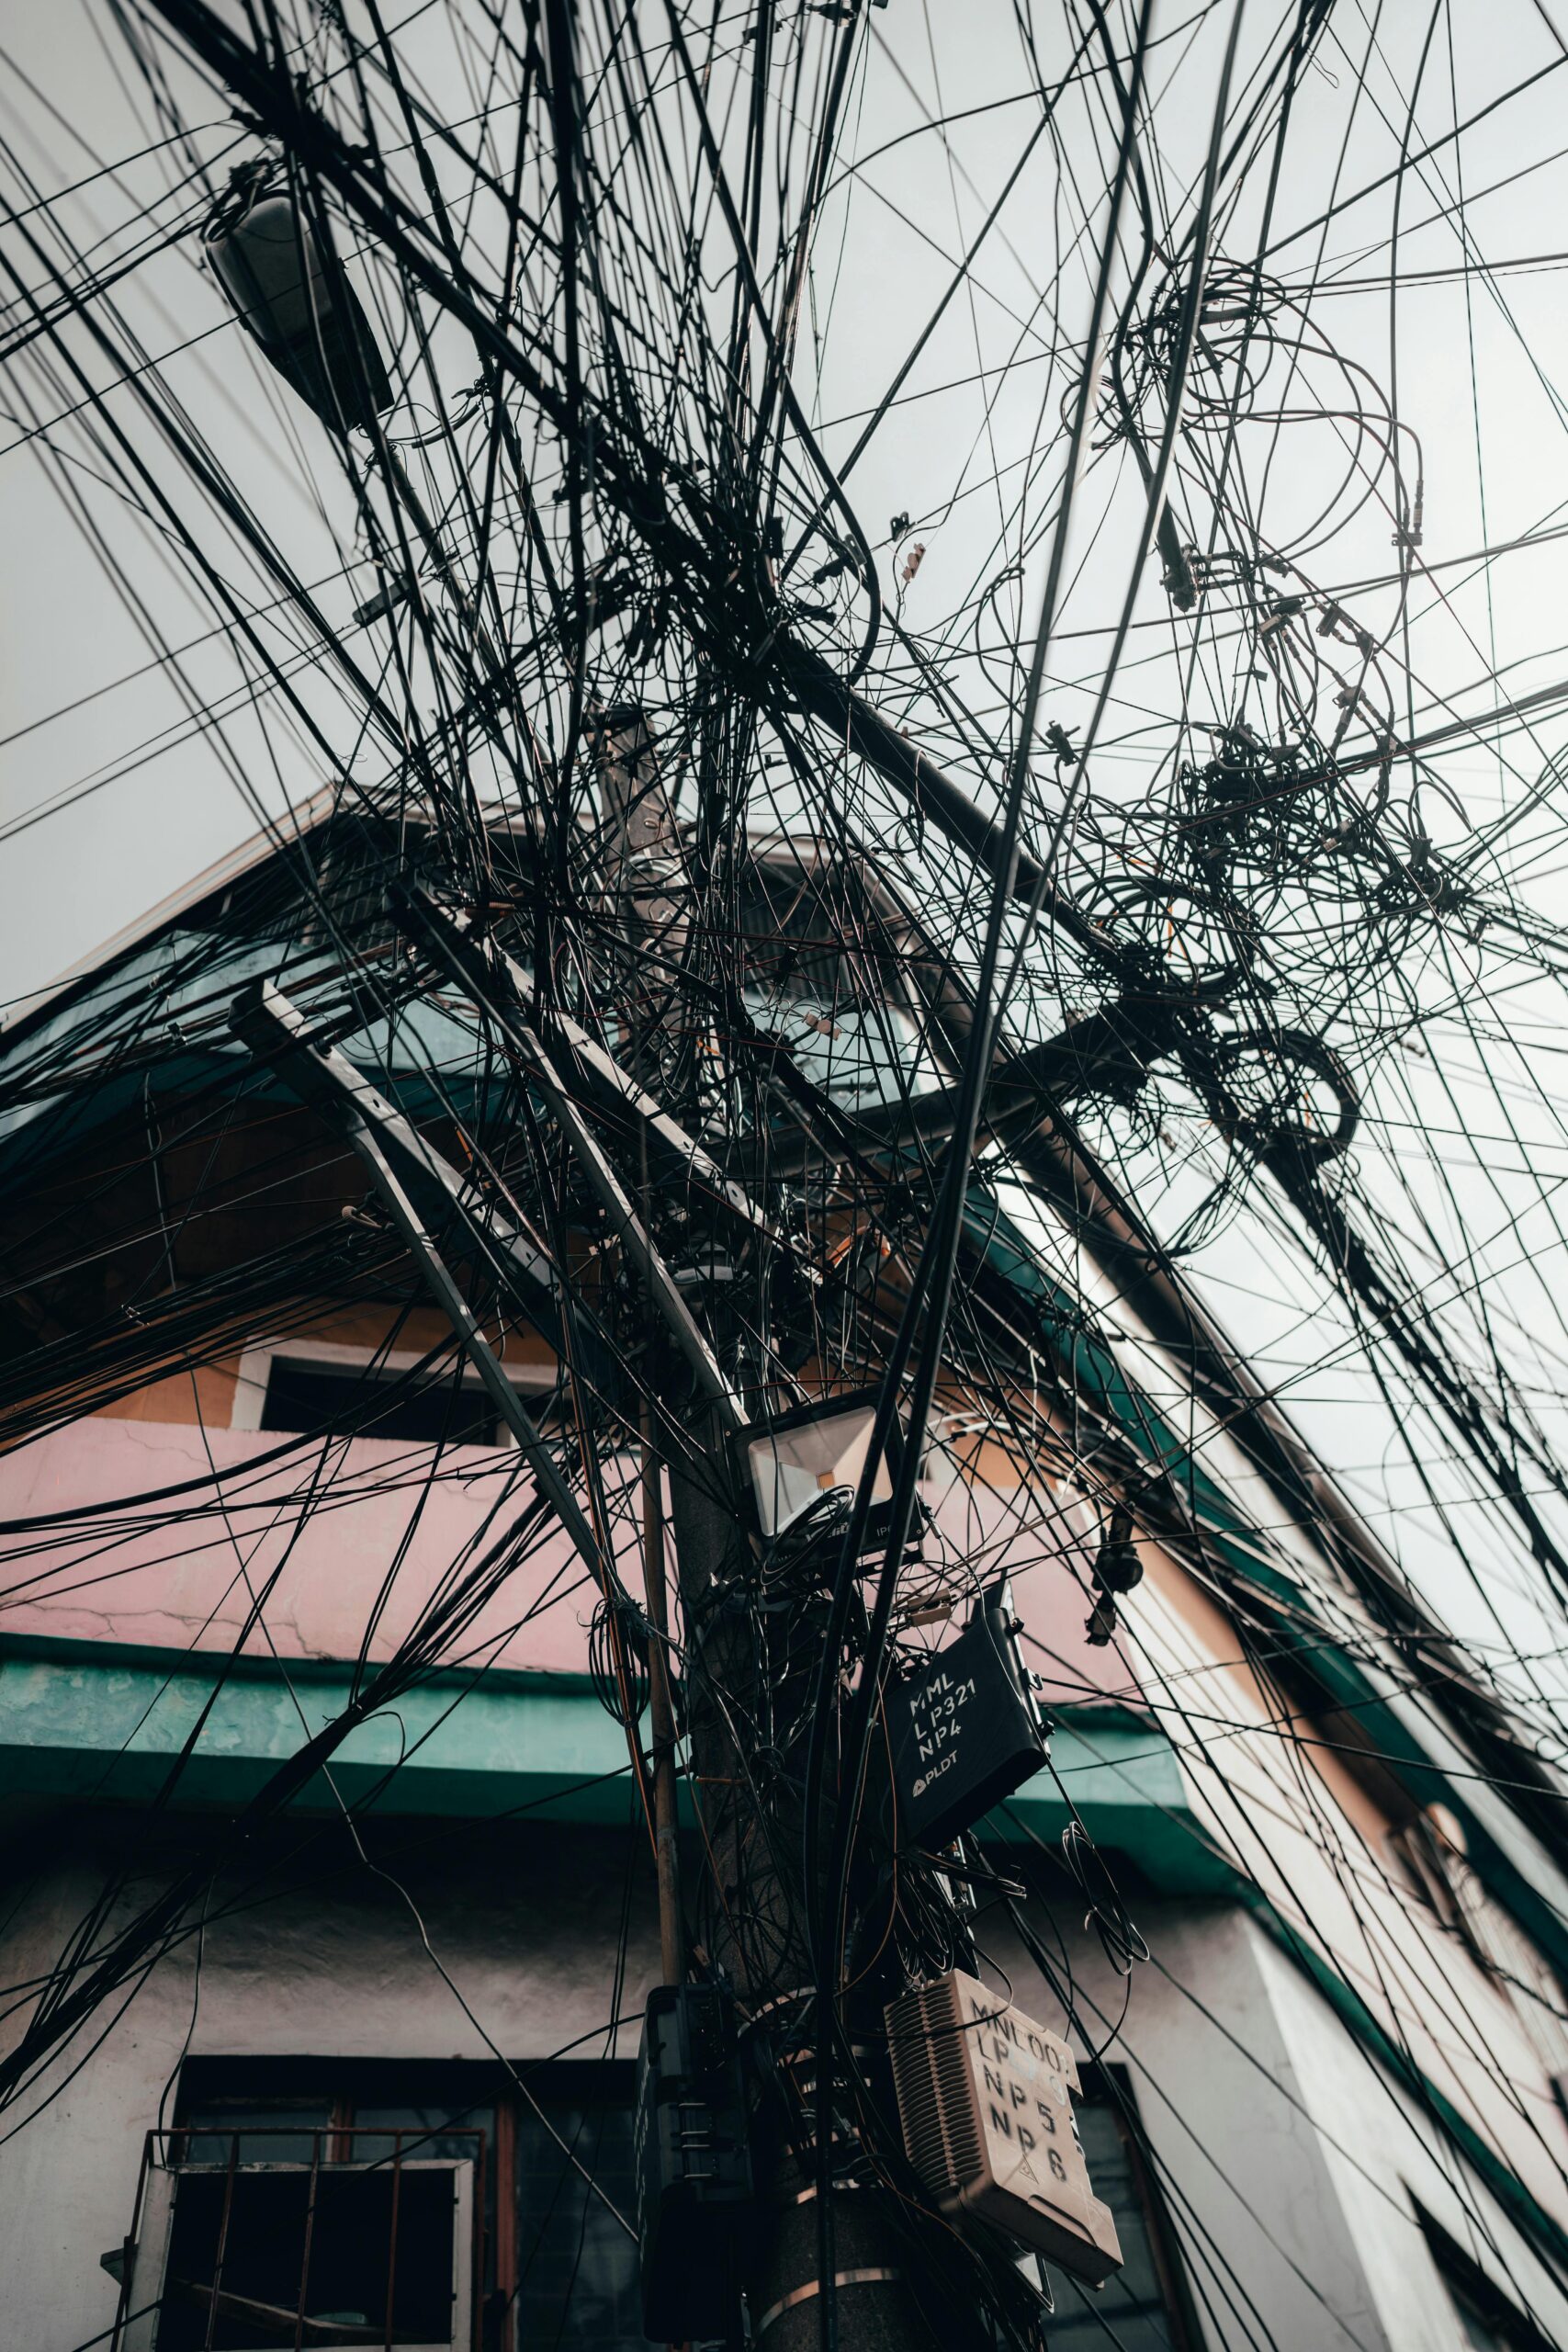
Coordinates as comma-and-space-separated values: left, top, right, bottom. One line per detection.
2, 816, 1567, 2352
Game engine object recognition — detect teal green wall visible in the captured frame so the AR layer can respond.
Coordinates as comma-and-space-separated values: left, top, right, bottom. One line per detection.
0, 1639, 1228, 1891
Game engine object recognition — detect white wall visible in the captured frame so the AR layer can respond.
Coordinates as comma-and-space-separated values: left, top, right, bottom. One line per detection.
5, 1816, 1564, 2352
990, 1898, 1395, 2352
0, 1813, 662, 2352
991, 1895, 1568, 2352
1254, 1928, 1568, 2352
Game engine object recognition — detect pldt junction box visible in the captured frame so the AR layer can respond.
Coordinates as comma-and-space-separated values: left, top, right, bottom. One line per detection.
634, 1984, 755, 2342
885, 1967, 1123, 2284
886, 1598, 1051, 1849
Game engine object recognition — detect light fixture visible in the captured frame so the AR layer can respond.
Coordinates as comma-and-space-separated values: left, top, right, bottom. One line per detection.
740, 1389, 900, 1548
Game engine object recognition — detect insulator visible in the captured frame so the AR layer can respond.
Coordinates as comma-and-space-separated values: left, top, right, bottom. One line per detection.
1094, 1504, 1144, 1595
203, 180, 392, 434
1085, 1596, 1120, 1647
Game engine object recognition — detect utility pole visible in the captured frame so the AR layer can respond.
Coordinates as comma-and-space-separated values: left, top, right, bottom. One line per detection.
663, 1430, 938, 2352
596, 711, 942, 2352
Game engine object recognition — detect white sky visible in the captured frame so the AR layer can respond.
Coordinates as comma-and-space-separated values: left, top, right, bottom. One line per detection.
8, 0, 1568, 1718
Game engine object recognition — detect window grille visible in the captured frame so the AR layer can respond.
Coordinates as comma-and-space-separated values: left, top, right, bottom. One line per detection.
116, 2126, 478, 2351
107, 2062, 651, 2352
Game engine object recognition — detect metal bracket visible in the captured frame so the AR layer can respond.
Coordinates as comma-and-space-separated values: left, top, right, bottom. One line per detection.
229, 977, 615, 1583
390, 881, 752, 1433
754, 2269, 903, 2337
391, 877, 773, 1240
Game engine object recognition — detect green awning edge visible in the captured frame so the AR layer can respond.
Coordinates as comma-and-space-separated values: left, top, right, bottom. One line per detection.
962, 1181, 1568, 1986
0, 1641, 1225, 1894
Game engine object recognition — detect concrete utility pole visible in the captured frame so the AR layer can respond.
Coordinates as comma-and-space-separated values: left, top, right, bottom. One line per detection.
597, 712, 940, 2352
664, 1450, 937, 2352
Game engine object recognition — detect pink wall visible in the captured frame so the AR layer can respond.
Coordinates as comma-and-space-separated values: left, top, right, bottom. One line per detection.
0, 1417, 1134, 1702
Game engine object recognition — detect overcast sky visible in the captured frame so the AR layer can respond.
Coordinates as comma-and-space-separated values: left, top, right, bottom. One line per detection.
10, 0, 1568, 1005
9, 0, 1568, 1706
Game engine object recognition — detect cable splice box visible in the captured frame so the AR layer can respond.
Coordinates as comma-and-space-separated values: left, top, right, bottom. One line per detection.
886, 1967, 1122, 2282
634, 1984, 755, 2341
886, 1597, 1051, 1849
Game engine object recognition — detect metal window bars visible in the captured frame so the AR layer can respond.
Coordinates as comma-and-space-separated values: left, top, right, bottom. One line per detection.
108, 2125, 481, 2352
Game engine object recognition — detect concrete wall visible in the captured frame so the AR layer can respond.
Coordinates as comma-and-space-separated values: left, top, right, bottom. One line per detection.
1255, 1928, 1568, 2352
0, 1812, 662, 2352
989, 1898, 1393, 2352
990, 1899, 1568, 2352
10, 1811, 1560, 2352
0, 1417, 1124, 1705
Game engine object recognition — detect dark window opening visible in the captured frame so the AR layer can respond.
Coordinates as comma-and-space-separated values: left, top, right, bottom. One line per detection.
158, 2159, 458, 2350
1041, 2066, 1200, 2352
157, 2061, 653, 2352
260, 1359, 502, 1448
736, 865, 870, 1010
515, 2072, 643, 2352
733, 864, 947, 1113
1386, 1816, 1464, 1930
1418, 2207, 1557, 2352
151, 2055, 1200, 2352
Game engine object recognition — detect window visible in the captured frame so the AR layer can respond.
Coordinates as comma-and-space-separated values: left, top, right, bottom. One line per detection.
232, 1342, 563, 1451
118, 2057, 1199, 2352
1387, 1813, 1466, 1931
1039, 2068, 1199, 2352
124, 2134, 473, 2349
261, 1357, 502, 1447
155, 2160, 466, 2349
117, 2063, 651, 2352
1418, 2208, 1557, 2352
515, 2075, 642, 2352
735, 859, 948, 1113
